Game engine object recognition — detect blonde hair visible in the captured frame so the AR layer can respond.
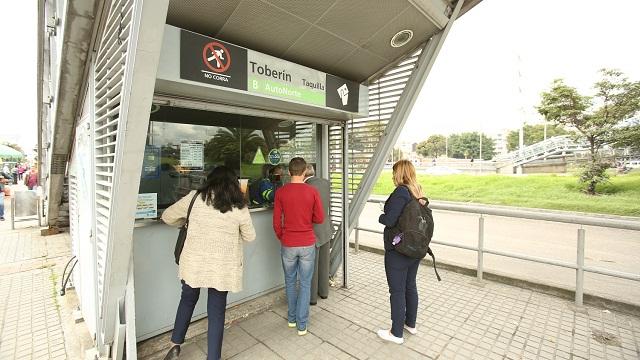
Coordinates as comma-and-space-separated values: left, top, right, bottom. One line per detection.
392, 160, 424, 199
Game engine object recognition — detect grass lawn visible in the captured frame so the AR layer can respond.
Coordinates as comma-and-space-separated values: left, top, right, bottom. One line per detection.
371, 170, 640, 217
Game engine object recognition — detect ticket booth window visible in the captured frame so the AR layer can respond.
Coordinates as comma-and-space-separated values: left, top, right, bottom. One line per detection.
138, 105, 317, 211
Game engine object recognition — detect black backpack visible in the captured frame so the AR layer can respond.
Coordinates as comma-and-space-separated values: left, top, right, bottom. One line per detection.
393, 195, 441, 281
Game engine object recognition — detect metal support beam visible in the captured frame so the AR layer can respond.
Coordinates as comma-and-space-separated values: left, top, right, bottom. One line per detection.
45, 0, 100, 227
345, 0, 466, 239
341, 124, 350, 288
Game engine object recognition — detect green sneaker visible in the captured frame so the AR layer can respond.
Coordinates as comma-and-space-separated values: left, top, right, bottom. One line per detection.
297, 328, 308, 336
288, 322, 296, 328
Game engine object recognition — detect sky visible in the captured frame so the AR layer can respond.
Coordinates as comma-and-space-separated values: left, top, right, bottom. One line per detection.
1, 0, 639, 153
401, 0, 640, 142
0, 2, 37, 155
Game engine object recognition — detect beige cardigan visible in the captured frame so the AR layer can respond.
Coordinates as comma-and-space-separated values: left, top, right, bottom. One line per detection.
161, 191, 256, 292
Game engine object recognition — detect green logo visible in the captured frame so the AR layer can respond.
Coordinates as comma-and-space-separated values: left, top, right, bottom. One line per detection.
267, 149, 282, 165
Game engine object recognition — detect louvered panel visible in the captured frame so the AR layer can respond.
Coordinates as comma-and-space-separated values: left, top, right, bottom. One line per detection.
93, 0, 135, 320
69, 175, 79, 254
328, 47, 424, 239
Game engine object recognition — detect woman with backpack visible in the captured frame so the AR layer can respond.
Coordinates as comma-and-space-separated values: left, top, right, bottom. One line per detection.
161, 166, 256, 360
377, 159, 426, 345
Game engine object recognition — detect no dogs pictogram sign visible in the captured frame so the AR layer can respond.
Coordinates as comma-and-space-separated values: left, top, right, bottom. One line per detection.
202, 42, 232, 73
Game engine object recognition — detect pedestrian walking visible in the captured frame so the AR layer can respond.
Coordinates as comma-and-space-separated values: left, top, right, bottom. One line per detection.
24, 168, 38, 190
377, 160, 426, 345
161, 166, 256, 360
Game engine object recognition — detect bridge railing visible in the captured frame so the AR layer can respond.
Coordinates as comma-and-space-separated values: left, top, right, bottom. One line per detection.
353, 198, 640, 307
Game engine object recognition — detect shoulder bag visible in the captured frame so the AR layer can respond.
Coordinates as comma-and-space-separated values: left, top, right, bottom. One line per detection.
174, 191, 200, 265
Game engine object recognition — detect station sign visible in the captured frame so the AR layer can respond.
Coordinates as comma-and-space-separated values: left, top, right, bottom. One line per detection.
180, 30, 361, 113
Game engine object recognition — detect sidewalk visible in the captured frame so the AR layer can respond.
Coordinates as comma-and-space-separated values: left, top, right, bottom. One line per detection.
141, 250, 640, 360
0, 192, 90, 360
2, 196, 639, 359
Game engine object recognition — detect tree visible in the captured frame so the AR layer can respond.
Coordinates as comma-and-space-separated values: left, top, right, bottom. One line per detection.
537, 69, 640, 194
204, 128, 266, 166
611, 120, 640, 152
506, 124, 569, 152
416, 135, 446, 158
448, 132, 495, 160
2, 142, 25, 155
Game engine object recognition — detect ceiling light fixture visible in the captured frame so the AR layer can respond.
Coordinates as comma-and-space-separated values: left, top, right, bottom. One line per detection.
390, 30, 413, 48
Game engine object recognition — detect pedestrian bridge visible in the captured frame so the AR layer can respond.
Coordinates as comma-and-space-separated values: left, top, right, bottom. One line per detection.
496, 136, 590, 168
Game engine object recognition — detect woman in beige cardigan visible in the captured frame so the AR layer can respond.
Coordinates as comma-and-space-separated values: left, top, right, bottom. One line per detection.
161, 166, 256, 360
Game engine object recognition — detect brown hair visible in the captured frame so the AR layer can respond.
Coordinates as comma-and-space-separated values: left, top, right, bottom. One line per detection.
392, 160, 424, 199
288, 157, 307, 176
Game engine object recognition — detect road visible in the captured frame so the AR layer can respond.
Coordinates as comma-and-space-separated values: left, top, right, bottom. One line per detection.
352, 201, 640, 307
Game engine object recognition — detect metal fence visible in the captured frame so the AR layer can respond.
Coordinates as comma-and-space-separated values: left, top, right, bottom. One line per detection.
354, 198, 640, 306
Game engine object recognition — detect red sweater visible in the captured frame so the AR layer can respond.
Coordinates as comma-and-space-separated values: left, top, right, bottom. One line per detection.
273, 183, 325, 247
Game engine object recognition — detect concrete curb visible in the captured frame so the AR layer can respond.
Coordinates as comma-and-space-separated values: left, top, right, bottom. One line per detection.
351, 243, 640, 318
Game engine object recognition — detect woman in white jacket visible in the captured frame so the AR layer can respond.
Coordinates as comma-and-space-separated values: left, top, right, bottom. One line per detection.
161, 166, 256, 360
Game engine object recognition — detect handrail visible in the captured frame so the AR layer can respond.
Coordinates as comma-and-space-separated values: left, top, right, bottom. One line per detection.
354, 198, 640, 306
365, 198, 640, 231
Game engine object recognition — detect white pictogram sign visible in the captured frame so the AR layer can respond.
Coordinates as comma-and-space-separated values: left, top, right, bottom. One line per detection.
337, 84, 349, 106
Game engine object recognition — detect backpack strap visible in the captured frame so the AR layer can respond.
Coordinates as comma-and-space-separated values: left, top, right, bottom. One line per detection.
427, 247, 441, 282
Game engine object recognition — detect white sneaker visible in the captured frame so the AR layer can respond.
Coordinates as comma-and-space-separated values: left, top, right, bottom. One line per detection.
377, 329, 404, 344
404, 325, 418, 335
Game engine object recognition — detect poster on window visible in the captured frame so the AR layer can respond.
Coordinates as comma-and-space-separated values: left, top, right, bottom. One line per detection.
136, 193, 158, 219
180, 140, 204, 170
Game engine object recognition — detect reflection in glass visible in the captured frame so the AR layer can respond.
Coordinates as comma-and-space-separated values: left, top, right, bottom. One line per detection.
138, 105, 317, 212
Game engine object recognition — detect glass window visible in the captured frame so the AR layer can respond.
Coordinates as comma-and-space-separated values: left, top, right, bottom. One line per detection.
138, 105, 317, 212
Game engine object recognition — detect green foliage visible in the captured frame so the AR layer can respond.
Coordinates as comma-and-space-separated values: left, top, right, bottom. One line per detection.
416, 135, 446, 158
612, 121, 640, 151
1, 142, 25, 155
579, 161, 610, 195
447, 132, 495, 160
372, 171, 640, 217
537, 69, 640, 195
506, 124, 570, 152
204, 128, 266, 166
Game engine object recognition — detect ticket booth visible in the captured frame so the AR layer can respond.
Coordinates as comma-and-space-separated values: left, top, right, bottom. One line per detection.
131, 25, 367, 340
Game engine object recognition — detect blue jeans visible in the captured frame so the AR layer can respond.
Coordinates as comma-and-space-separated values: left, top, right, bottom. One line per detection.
281, 245, 315, 331
385, 250, 420, 338
171, 280, 228, 360
0, 195, 4, 219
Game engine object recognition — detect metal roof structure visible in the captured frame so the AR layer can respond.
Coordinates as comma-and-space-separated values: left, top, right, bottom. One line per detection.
166, 0, 480, 83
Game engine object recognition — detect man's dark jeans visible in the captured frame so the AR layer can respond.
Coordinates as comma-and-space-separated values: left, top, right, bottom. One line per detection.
171, 280, 228, 360
384, 250, 420, 338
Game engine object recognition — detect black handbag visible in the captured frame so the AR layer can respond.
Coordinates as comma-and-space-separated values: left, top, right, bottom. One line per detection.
174, 192, 200, 265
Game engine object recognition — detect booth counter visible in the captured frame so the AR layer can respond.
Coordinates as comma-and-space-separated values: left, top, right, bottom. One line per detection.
133, 208, 281, 341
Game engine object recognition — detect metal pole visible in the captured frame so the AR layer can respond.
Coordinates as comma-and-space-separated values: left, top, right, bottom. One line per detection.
355, 220, 359, 254
575, 228, 585, 306
342, 125, 349, 288
479, 132, 483, 174
477, 215, 484, 280
11, 197, 15, 230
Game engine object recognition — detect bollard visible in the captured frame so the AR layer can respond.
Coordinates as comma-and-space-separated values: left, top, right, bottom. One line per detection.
575, 228, 585, 306
477, 215, 484, 281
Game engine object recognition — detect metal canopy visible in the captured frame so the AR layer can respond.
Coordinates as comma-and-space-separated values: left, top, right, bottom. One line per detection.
167, 0, 456, 83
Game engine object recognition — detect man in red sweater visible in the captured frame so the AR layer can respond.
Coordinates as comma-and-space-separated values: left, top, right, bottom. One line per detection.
273, 157, 324, 336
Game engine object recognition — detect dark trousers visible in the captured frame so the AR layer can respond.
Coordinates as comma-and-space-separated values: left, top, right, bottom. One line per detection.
171, 280, 228, 360
311, 241, 330, 303
384, 250, 420, 338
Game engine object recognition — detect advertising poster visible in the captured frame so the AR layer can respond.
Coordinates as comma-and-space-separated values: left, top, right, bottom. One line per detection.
136, 193, 158, 219
180, 140, 204, 170
142, 145, 161, 179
